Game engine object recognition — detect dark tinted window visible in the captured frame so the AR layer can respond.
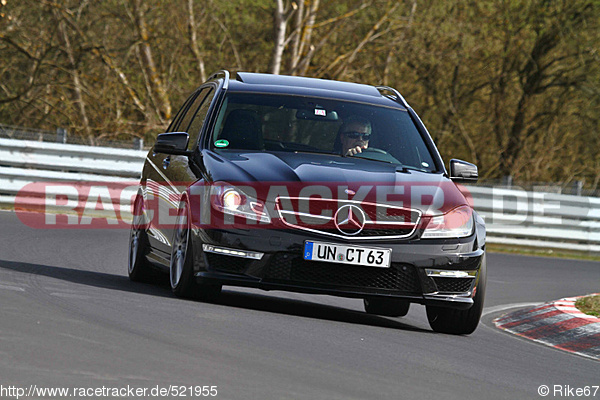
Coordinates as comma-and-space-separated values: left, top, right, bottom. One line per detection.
185, 88, 215, 150
167, 92, 198, 133
177, 88, 209, 137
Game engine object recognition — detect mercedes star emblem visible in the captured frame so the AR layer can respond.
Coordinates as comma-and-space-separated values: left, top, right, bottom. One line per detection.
334, 205, 366, 235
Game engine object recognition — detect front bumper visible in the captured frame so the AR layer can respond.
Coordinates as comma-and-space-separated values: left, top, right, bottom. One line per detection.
190, 227, 485, 310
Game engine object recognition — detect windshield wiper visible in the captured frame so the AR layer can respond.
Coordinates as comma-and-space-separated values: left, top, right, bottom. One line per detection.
292, 149, 337, 155
396, 165, 431, 173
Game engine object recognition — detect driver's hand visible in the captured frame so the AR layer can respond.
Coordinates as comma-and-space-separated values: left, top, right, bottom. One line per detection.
345, 145, 366, 156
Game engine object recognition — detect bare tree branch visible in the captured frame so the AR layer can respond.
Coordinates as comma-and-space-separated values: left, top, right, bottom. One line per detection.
55, 8, 92, 141
129, 0, 171, 121
187, 0, 206, 82
269, 0, 297, 75
329, 3, 399, 79
210, 14, 243, 70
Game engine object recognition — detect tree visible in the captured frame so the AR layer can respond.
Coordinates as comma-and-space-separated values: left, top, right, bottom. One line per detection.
127, 0, 171, 122
0, 0, 598, 187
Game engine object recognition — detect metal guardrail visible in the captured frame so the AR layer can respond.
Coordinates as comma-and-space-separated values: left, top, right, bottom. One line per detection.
466, 186, 600, 253
0, 137, 598, 252
0, 138, 146, 218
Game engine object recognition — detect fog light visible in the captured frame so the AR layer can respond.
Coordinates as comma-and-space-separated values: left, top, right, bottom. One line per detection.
202, 244, 263, 260
425, 269, 477, 278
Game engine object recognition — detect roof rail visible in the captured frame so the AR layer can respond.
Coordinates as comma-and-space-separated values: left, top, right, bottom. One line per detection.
376, 86, 409, 108
207, 70, 231, 90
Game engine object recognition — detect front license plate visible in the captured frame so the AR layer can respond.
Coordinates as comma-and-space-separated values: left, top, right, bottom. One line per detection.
303, 241, 391, 268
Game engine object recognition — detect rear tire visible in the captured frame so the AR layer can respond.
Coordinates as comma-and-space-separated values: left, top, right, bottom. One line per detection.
364, 297, 410, 317
170, 198, 221, 301
128, 193, 153, 282
426, 254, 487, 335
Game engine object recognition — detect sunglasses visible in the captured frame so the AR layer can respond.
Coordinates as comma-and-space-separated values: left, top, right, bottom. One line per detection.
342, 131, 371, 140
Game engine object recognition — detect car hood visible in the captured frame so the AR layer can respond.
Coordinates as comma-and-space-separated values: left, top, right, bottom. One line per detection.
200, 150, 470, 215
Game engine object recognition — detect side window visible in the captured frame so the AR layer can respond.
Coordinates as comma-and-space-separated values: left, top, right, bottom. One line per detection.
177, 88, 209, 137
168, 91, 200, 133
185, 88, 215, 150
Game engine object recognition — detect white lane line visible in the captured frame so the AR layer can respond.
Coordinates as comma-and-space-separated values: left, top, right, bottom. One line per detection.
49, 292, 91, 300
59, 333, 105, 346
482, 302, 543, 317
0, 284, 25, 292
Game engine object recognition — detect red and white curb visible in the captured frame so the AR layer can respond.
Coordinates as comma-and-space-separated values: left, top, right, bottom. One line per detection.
493, 294, 600, 361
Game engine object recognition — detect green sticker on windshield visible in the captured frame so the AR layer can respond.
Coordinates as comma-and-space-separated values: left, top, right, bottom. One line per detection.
214, 139, 229, 148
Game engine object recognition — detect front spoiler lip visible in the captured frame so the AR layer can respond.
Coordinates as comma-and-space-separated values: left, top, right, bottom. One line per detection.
194, 271, 475, 310
191, 228, 483, 270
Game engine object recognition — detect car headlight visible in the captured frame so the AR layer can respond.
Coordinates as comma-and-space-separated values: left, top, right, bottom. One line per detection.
211, 182, 270, 223
421, 205, 474, 239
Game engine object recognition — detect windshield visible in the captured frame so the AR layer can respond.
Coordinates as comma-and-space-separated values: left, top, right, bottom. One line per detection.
211, 93, 438, 172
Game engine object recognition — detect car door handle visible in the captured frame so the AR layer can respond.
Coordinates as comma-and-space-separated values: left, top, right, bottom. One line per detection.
162, 157, 170, 169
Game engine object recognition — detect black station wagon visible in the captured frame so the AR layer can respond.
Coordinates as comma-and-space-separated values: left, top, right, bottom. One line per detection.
128, 71, 486, 335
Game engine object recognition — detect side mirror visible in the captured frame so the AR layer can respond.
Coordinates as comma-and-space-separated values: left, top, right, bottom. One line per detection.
153, 132, 191, 155
449, 159, 478, 182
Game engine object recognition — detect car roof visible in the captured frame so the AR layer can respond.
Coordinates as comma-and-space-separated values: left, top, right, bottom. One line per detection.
225, 72, 406, 109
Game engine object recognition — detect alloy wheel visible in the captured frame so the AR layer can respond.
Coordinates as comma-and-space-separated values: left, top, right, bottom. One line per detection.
170, 201, 189, 288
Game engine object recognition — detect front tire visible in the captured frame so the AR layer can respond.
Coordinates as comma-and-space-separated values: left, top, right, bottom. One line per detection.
170, 198, 221, 301
426, 254, 487, 335
364, 297, 410, 317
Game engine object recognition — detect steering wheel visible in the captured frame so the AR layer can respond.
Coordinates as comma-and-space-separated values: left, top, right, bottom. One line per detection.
358, 147, 388, 154
353, 147, 401, 164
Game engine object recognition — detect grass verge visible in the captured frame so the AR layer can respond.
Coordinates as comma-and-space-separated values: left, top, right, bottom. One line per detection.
486, 243, 600, 262
575, 295, 600, 317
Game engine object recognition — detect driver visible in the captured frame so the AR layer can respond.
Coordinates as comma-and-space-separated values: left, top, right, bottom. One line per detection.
335, 116, 372, 156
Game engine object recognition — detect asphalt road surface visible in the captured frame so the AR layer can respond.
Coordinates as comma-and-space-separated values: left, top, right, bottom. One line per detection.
0, 210, 598, 400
